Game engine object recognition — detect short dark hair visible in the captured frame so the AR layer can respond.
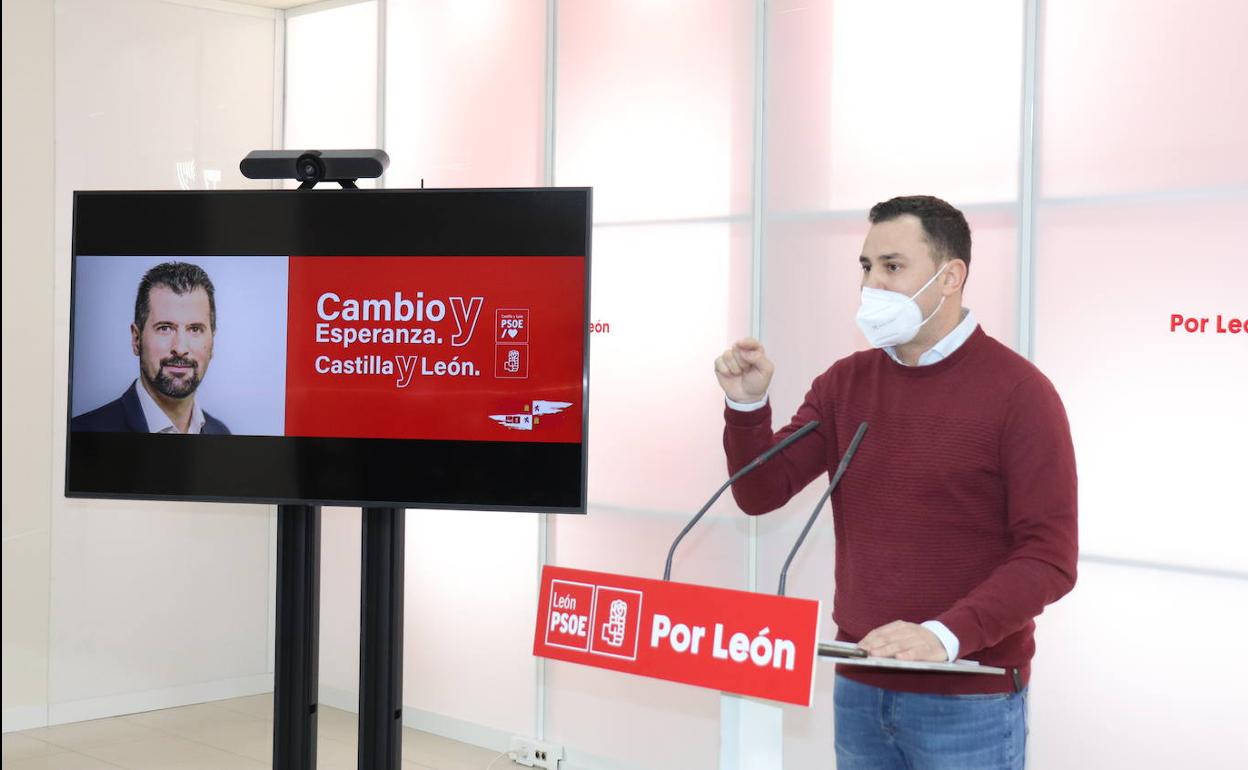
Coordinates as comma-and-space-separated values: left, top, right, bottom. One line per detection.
134, 261, 217, 332
868, 195, 971, 275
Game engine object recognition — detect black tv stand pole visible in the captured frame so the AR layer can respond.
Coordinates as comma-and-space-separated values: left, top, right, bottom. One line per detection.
273, 504, 322, 770
359, 507, 406, 769
271, 504, 406, 770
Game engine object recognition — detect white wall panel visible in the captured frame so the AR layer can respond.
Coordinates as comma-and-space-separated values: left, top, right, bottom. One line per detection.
318, 506, 361, 705
48, 503, 271, 704
584, 223, 753, 513
555, 0, 756, 222
766, 0, 1023, 214
49, 0, 279, 720
402, 509, 540, 738
1033, 201, 1248, 573
1040, 0, 1248, 199
1029, 561, 1248, 768
55, 0, 277, 194
285, 0, 378, 156
385, 0, 546, 188
2, 0, 56, 730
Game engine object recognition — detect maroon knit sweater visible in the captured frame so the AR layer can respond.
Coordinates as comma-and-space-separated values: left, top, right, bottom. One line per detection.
723, 326, 1078, 694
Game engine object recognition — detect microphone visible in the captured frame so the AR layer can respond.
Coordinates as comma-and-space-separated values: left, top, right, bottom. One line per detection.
663, 419, 820, 581
777, 421, 868, 596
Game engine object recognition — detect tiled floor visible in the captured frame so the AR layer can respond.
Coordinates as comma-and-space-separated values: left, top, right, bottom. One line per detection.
2, 695, 515, 770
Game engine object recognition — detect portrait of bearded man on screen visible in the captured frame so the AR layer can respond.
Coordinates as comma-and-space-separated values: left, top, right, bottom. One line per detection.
71, 261, 231, 435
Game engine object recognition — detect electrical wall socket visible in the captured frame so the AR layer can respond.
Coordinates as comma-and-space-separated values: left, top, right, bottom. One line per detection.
508, 736, 564, 770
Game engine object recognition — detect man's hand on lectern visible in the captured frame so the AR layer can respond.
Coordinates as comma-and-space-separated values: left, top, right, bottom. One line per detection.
714, 338, 775, 405
858, 621, 949, 662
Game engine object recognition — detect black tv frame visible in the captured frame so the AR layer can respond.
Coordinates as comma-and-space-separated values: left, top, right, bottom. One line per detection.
65, 188, 592, 514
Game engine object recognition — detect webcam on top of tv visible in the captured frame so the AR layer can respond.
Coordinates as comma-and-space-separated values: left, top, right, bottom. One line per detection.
240, 149, 389, 189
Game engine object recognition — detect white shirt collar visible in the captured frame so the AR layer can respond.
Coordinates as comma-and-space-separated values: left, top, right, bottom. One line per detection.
884, 307, 978, 367
134, 378, 206, 434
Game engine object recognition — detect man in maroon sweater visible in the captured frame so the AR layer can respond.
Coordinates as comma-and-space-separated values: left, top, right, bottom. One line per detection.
715, 196, 1077, 769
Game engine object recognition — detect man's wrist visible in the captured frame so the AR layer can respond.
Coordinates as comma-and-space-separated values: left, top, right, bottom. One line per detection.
920, 620, 959, 662
725, 394, 768, 412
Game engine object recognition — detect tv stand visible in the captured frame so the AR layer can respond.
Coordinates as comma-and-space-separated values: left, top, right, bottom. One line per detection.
273, 504, 406, 770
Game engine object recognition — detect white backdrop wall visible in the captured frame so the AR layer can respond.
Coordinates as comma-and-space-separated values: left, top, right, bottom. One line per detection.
1025, 2, 1248, 765
2, 0, 56, 732
43, 0, 281, 727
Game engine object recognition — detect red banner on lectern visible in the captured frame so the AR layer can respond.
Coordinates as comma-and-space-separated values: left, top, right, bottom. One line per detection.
533, 566, 821, 707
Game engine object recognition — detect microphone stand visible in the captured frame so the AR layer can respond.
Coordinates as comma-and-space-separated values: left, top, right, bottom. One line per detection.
663, 420, 820, 581
776, 421, 868, 596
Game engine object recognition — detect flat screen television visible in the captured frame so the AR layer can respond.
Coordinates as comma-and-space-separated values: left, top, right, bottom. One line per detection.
66, 188, 591, 512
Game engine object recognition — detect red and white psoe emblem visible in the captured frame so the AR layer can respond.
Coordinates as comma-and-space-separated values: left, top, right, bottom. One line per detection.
495, 344, 529, 378
533, 566, 821, 707
496, 309, 530, 343
589, 586, 644, 660
494, 309, 530, 378
545, 579, 595, 651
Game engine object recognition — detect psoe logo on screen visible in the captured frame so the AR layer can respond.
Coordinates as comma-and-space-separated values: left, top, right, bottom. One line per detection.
495, 344, 529, 379
489, 399, 574, 431
1170, 313, 1246, 334
496, 308, 530, 343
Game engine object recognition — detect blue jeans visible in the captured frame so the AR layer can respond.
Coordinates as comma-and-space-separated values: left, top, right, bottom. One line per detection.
833, 674, 1028, 770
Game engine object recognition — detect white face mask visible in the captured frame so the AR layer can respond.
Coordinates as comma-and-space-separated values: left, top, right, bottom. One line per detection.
855, 262, 949, 348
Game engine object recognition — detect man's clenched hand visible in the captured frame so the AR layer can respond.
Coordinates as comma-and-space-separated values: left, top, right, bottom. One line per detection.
714, 338, 775, 404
